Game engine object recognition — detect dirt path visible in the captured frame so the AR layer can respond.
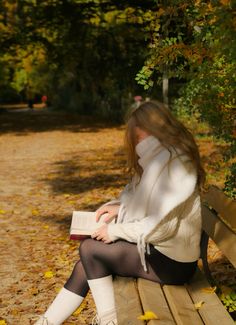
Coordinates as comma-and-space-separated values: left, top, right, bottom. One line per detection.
0, 109, 235, 324
0, 110, 126, 324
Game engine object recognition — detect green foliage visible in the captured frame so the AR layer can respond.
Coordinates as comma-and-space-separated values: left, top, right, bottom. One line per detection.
0, 54, 21, 103
220, 288, 236, 314
224, 163, 236, 199
135, 66, 154, 90
135, 2, 212, 88
174, 55, 235, 141
0, 0, 155, 116
137, 0, 236, 196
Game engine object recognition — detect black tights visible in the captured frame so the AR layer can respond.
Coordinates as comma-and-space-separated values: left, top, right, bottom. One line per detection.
64, 239, 161, 297
64, 238, 197, 297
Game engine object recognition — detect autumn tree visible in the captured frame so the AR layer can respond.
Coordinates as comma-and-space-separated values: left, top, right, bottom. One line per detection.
0, 0, 158, 116
136, 0, 235, 197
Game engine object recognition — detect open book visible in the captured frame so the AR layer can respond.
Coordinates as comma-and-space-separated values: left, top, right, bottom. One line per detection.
70, 211, 111, 240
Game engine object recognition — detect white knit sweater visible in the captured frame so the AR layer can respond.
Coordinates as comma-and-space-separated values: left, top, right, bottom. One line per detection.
107, 136, 202, 271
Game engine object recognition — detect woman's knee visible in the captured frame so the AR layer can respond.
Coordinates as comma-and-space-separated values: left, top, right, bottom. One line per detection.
79, 238, 97, 258
73, 259, 83, 273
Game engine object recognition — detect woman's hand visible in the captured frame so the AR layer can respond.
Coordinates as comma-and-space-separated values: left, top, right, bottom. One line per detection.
91, 224, 112, 244
95, 204, 120, 223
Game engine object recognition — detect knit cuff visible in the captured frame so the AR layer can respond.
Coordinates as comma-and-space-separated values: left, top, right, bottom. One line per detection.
107, 224, 120, 242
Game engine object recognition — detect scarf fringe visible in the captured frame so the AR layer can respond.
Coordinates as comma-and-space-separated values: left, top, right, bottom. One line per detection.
137, 235, 150, 272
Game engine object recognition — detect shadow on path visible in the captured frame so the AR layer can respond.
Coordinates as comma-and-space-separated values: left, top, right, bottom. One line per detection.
41, 148, 128, 196
0, 110, 120, 135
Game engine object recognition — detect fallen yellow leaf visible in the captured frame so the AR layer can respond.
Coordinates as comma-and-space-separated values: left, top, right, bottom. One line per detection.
55, 287, 62, 293
29, 287, 39, 296
194, 301, 204, 310
137, 310, 159, 321
68, 200, 76, 205
0, 210, 6, 214
32, 209, 39, 216
11, 309, 19, 316
46, 174, 54, 180
64, 194, 71, 198
201, 286, 217, 293
0, 320, 7, 325
43, 225, 49, 229
73, 300, 87, 316
44, 271, 54, 279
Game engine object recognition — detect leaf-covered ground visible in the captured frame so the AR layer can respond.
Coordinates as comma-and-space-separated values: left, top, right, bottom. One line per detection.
0, 108, 235, 324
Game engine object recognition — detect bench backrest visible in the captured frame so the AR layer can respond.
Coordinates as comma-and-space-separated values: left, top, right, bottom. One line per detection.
201, 186, 236, 268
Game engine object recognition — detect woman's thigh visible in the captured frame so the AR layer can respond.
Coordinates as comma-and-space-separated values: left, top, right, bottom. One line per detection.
79, 238, 162, 282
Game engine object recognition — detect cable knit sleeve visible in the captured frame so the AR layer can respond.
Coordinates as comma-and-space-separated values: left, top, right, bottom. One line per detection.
97, 182, 134, 210
107, 155, 197, 243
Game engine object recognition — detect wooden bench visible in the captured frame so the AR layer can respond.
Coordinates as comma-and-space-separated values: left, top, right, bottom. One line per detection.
113, 186, 236, 325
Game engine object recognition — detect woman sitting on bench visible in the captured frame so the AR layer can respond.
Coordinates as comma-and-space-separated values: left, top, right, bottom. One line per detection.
34, 100, 205, 325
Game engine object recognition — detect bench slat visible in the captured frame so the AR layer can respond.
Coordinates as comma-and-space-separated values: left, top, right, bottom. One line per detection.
113, 276, 144, 325
113, 186, 236, 325
201, 205, 236, 268
137, 278, 175, 325
186, 269, 234, 325
163, 284, 204, 325
203, 186, 236, 230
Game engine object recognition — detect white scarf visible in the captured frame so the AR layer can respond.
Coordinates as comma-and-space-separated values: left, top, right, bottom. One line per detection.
117, 136, 172, 270
117, 136, 165, 221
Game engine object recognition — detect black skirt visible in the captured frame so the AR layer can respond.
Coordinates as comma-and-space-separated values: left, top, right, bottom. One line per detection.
146, 244, 198, 285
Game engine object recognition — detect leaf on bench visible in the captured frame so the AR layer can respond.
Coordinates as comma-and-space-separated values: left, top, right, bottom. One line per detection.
137, 310, 159, 320
194, 301, 205, 310
201, 286, 217, 293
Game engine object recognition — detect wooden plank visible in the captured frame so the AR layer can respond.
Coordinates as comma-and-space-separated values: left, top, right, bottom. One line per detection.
201, 205, 236, 268
163, 284, 204, 325
137, 278, 175, 325
203, 186, 236, 231
113, 276, 144, 325
186, 269, 234, 325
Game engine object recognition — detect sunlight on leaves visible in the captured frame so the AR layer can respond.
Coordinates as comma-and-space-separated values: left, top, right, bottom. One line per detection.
137, 310, 159, 321
220, 0, 231, 5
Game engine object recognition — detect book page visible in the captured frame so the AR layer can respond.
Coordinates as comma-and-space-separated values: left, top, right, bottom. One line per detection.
70, 211, 110, 236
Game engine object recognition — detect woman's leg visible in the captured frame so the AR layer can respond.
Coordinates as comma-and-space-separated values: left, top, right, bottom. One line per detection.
35, 260, 89, 325
64, 259, 89, 296
79, 238, 161, 281
79, 239, 161, 325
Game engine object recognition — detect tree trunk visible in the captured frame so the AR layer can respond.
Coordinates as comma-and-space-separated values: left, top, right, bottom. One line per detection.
162, 72, 169, 106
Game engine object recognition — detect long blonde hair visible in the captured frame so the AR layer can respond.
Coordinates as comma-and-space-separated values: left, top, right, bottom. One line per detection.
125, 100, 205, 191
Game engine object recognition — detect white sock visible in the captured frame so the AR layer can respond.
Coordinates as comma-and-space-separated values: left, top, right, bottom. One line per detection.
88, 275, 117, 323
44, 287, 84, 325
